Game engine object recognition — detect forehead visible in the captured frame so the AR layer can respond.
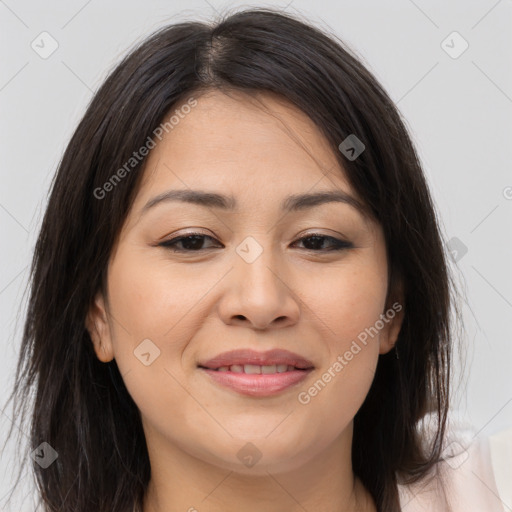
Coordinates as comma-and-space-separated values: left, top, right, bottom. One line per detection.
144, 90, 349, 186
128, 89, 366, 227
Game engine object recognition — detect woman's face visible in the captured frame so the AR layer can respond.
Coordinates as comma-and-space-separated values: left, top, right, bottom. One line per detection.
87, 89, 403, 475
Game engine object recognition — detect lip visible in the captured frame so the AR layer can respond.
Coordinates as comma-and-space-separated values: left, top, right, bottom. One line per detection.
197, 348, 315, 398
200, 367, 313, 397
198, 348, 314, 370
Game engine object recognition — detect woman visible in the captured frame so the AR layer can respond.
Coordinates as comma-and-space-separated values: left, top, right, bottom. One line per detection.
3, 7, 507, 512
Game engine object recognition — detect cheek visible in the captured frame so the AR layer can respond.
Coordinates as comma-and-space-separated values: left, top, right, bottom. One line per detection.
108, 249, 216, 341
105, 251, 225, 413
305, 261, 388, 347
103, 254, 185, 393
294, 262, 385, 417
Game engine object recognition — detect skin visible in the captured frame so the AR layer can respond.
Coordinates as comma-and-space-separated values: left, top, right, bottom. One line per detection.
86, 89, 404, 512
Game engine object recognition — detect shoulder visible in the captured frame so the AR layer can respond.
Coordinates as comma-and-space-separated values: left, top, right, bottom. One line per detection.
397, 417, 512, 512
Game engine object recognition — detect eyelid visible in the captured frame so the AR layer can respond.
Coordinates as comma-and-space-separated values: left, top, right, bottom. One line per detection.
156, 227, 214, 243
157, 230, 218, 246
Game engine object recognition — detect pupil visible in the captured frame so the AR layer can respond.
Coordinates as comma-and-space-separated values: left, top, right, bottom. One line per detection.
304, 236, 324, 250
183, 235, 204, 250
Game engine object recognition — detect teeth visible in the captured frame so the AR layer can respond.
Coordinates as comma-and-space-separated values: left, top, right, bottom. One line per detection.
244, 364, 261, 374
214, 364, 299, 373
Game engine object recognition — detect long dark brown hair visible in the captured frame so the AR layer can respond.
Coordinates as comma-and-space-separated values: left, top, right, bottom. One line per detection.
3, 7, 459, 511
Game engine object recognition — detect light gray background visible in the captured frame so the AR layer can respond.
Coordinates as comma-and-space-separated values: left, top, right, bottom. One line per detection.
1, 1, 511, 510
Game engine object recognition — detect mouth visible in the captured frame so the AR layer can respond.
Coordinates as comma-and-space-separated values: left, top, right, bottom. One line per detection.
197, 349, 315, 397
198, 363, 311, 373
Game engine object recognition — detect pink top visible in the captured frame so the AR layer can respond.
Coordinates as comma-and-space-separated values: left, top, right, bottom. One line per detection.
398, 421, 512, 511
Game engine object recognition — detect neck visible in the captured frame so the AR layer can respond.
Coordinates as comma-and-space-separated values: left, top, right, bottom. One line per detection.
142, 422, 376, 512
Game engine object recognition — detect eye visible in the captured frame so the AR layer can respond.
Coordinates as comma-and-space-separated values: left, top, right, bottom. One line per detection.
158, 233, 221, 252
292, 234, 353, 252
158, 232, 352, 253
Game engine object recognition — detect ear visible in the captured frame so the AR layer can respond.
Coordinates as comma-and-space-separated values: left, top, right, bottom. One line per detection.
378, 279, 405, 355
85, 290, 115, 363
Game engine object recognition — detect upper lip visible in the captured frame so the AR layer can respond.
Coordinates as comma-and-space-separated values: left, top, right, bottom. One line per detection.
198, 349, 314, 370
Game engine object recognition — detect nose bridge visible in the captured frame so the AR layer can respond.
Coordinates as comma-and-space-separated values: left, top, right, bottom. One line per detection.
233, 234, 283, 298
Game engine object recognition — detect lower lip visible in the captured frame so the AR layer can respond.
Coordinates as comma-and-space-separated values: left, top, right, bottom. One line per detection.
200, 368, 313, 397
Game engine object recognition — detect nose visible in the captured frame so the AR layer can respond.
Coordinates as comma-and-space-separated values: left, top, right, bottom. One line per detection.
216, 242, 301, 330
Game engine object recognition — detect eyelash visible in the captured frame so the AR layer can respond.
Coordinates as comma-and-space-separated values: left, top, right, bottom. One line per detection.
158, 232, 353, 253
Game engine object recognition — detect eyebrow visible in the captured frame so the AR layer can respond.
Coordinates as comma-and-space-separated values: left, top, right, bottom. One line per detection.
140, 189, 370, 219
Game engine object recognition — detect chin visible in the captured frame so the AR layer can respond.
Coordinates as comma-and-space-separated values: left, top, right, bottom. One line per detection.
203, 436, 318, 476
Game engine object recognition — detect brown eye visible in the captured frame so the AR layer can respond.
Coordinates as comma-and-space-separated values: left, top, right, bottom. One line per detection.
292, 234, 353, 252
158, 232, 352, 253
158, 233, 222, 252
